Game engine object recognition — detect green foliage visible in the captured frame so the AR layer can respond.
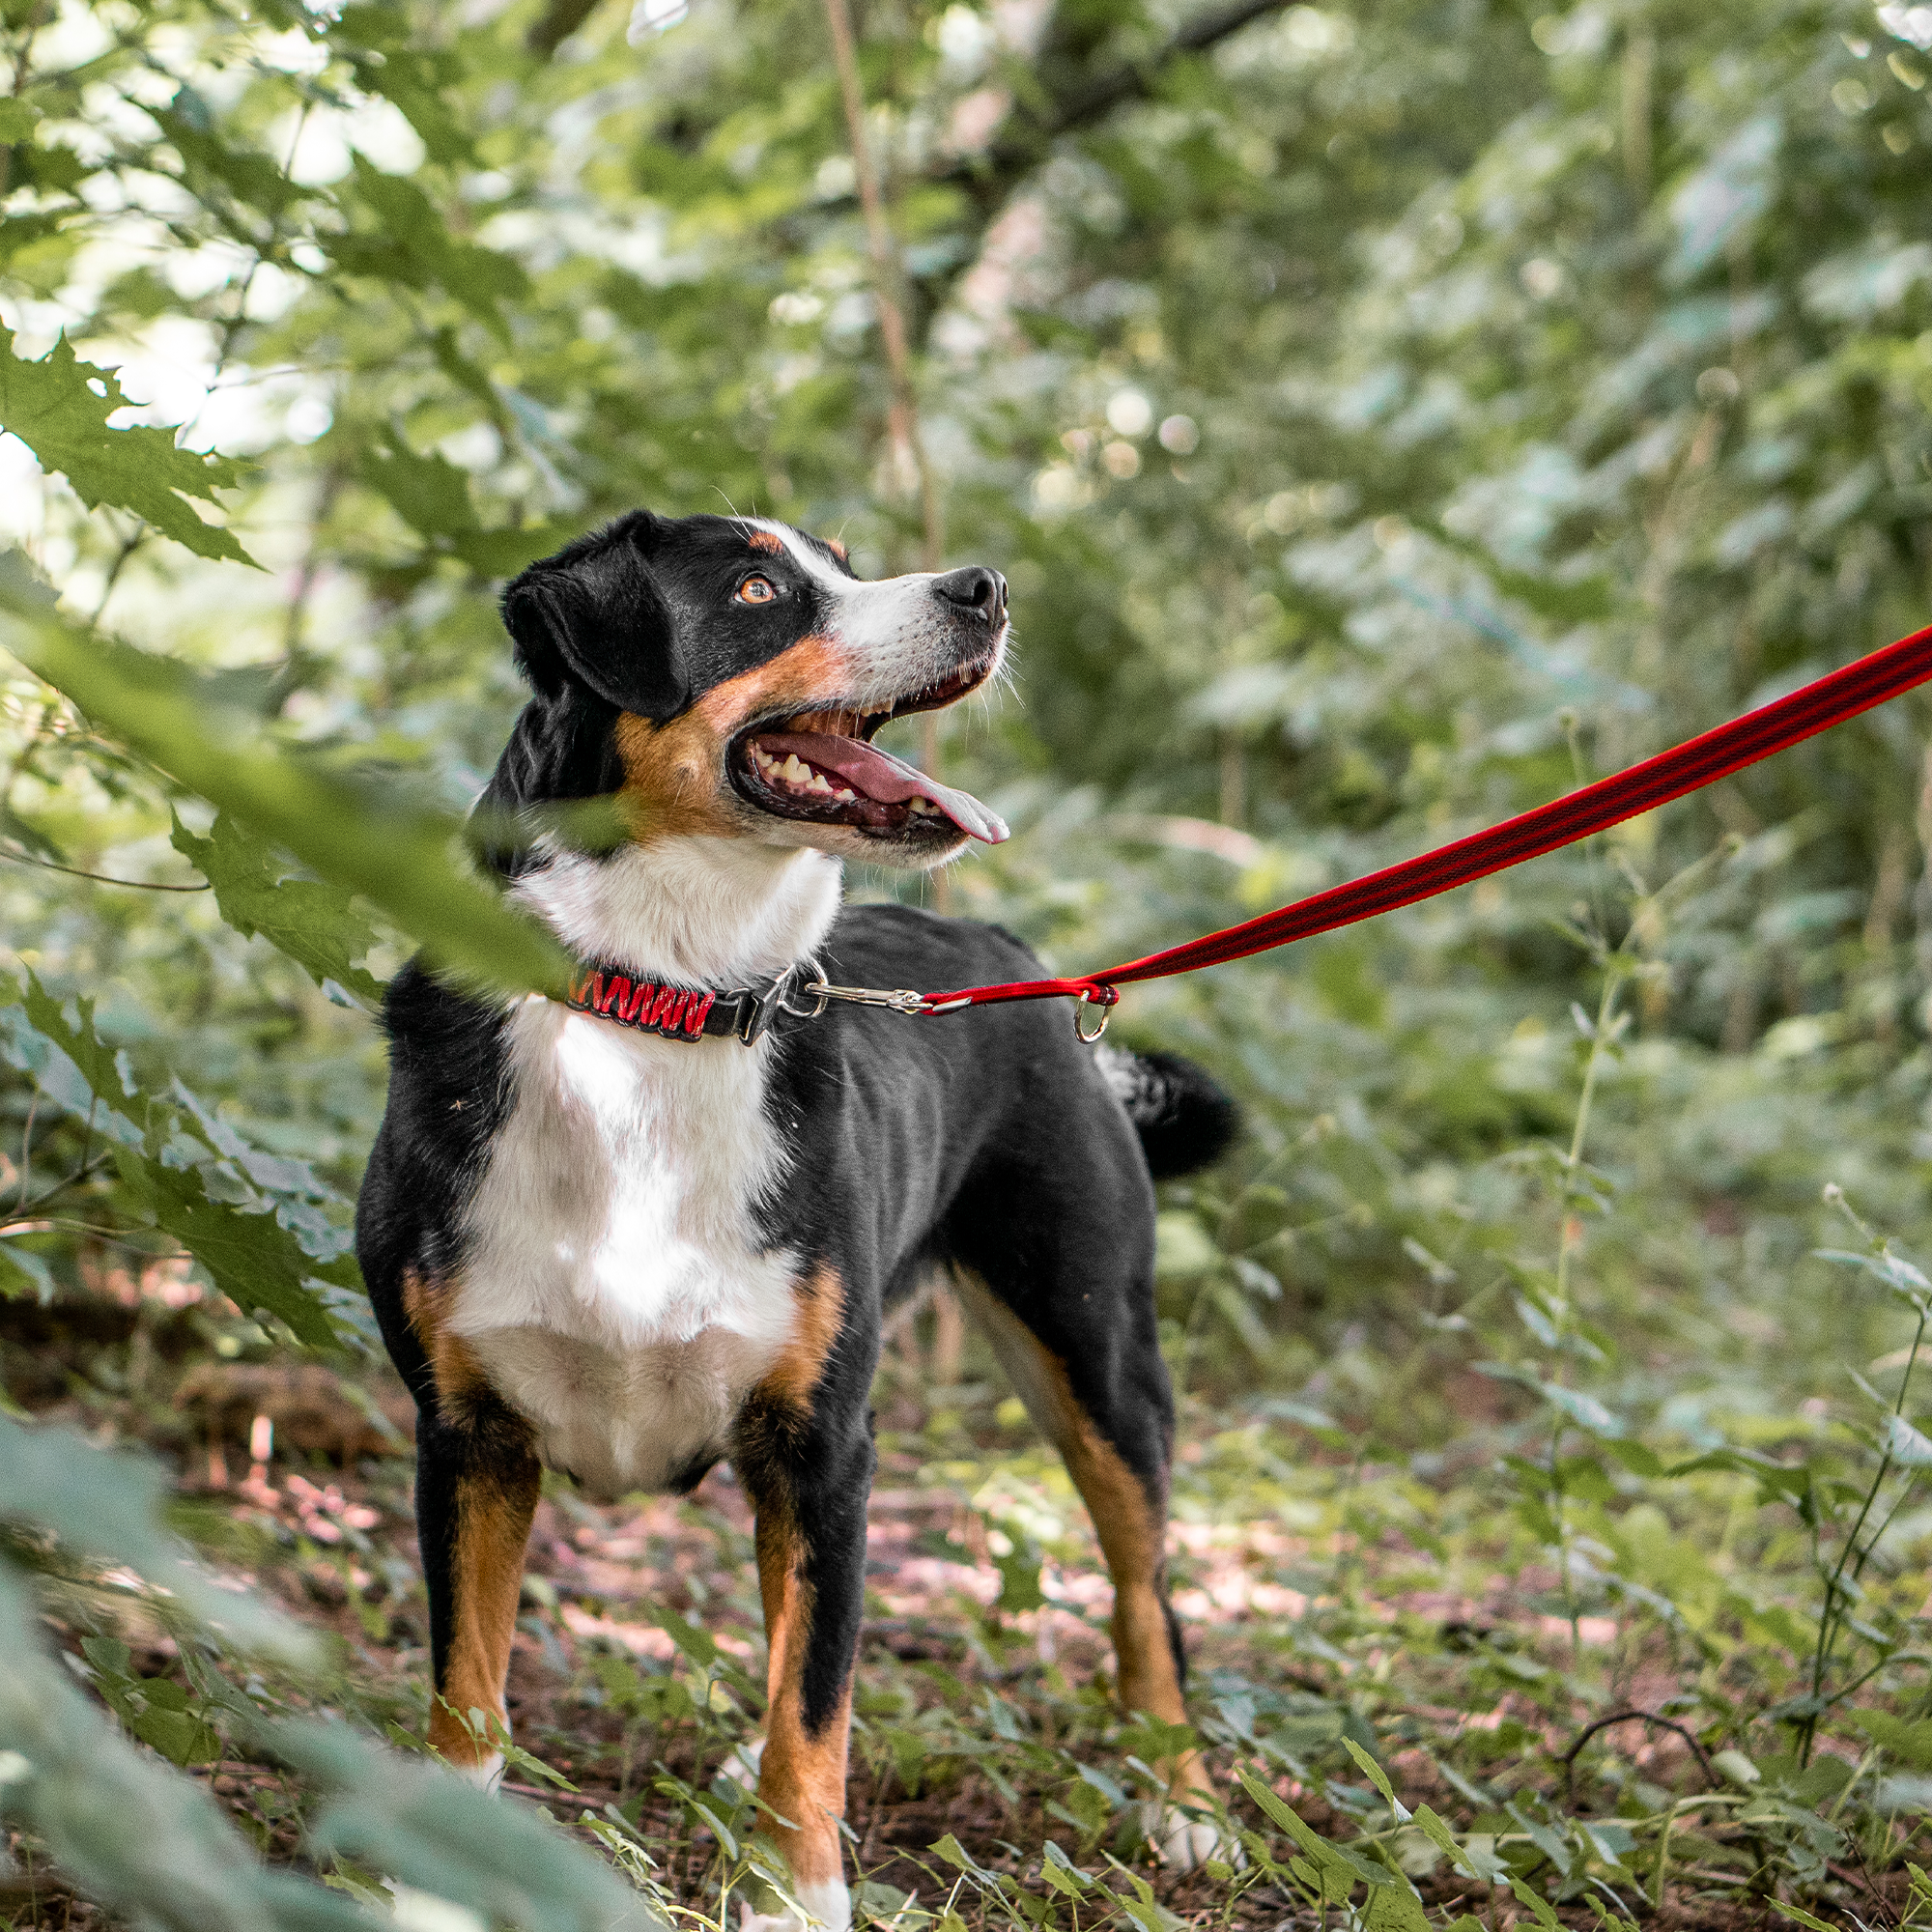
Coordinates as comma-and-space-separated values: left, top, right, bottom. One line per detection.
0, 327, 252, 565
2, 965, 352, 1345
0, 1418, 651, 1930
169, 812, 384, 1009
0, 559, 571, 998
6, 0, 1932, 1920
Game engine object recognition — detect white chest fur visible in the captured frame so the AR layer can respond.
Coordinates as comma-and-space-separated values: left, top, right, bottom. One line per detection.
454, 995, 800, 1498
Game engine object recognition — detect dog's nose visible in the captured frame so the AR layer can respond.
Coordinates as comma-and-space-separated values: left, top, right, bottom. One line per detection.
932, 564, 1007, 624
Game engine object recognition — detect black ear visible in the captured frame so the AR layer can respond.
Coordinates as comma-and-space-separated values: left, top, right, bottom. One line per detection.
500, 515, 686, 720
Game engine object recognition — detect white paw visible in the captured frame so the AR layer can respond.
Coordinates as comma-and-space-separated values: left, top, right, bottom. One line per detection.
1148, 1804, 1244, 1873
740, 1879, 851, 1931
456, 1749, 505, 1794
388, 1885, 488, 1932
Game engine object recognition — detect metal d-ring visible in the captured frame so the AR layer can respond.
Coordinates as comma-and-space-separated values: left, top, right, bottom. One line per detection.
775, 962, 832, 1021
1074, 989, 1111, 1043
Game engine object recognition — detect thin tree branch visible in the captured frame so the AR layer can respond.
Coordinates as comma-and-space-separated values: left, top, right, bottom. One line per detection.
0, 845, 210, 891
822, 0, 951, 921
941, 0, 1293, 200
821, 0, 943, 575
526, 0, 606, 59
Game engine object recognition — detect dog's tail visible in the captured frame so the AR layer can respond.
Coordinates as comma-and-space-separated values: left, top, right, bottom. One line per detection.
1096, 1046, 1240, 1180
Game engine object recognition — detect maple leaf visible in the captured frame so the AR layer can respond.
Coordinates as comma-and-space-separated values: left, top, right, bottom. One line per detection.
170, 810, 384, 1008
0, 324, 255, 565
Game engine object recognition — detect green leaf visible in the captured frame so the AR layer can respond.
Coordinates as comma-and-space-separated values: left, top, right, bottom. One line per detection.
16, 968, 342, 1346
0, 99, 41, 142
1409, 1804, 1509, 1882
0, 326, 253, 565
0, 560, 572, 999
1236, 1769, 1393, 1889
115, 1150, 339, 1348
357, 437, 480, 541
1815, 1247, 1932, 1302
0, 1572, 355, 1929
130, 1702, 223, 1769
1342, 1736, 1408, 1819
1363, 1877, 1431, 1932
1766, 1903, 1836, 1932
1883, 1411, 1932, 1466
19, 969, 131, 1110
330, 5, 476, 166
447, 521, 582, 580
1508, 1878, 1562, 1931
283, 1716, 659, 1931
170, 810, 384, 1006
994, 1541, 1045, 1613
0, 1416, 297, 1650
334, 158, 526, 338
0, 1238, 56, 1301
150, 105, 305, 222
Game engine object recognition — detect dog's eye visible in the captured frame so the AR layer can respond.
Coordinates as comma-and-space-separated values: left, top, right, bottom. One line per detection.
736, 576, 779, 605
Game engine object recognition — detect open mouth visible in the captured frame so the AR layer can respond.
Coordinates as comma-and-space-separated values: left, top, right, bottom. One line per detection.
728, 655, 1009, 845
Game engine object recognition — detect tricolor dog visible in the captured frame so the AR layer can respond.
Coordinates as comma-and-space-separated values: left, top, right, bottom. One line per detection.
355, 511, 1238, 1925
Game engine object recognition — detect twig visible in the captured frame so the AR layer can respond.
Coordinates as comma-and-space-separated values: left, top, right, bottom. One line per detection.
0, 844, 210, 891
15, 1088, 36, 1212
1561, 1707, 1718, 1802
820, 0, 942, 575
821, 0, 951, 918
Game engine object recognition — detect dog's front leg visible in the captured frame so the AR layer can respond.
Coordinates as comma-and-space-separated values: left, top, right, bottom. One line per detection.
415, 1399, 541, 1781
732, 1268, 874, 1932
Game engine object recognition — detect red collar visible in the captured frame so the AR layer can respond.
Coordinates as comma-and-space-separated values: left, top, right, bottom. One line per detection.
562, 961, 803, 1045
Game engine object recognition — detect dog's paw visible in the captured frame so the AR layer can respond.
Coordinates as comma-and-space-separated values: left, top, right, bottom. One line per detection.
739, 1880, 851, 1932
456, 1749, 505, 1794
1146, 1804, 1245, 1874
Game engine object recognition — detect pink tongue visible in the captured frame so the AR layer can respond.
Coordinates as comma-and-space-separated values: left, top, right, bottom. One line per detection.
754, 733, 1009, 845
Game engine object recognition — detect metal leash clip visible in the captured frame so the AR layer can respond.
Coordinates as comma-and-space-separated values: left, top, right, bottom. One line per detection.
801, 979, 929, 1016
768, 959, 930, 1022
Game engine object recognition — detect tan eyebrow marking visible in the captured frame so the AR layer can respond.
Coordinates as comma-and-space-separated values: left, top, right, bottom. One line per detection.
825, 539, 847, 561
747, 529, 783, 554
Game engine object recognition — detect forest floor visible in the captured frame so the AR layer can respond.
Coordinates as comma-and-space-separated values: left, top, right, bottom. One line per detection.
1, 1286, 1923, 1930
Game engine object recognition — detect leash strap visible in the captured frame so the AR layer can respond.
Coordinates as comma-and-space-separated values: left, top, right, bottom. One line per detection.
915, 621, 1932, 1018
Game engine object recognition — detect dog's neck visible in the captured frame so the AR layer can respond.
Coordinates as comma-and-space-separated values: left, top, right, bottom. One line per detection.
514, 838, 842, 989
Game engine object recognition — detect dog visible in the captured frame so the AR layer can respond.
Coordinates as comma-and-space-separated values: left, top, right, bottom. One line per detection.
355, 510, 1239, 1927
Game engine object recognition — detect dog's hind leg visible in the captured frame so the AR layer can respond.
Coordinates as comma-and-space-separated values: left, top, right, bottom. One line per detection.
731, 1264, 874, 1932
949, 1225, 1231, 1871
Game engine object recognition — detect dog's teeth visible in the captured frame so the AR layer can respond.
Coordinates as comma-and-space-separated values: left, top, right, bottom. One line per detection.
834, 786, 856, 802
781, 755, 809, 782
806, 771, 833, 794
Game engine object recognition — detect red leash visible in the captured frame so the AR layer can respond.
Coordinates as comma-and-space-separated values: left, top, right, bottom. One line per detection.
913, 622, 1932, 1027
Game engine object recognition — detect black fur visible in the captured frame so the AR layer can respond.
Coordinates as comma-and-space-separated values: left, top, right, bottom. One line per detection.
1108, 1049, 1240, 1180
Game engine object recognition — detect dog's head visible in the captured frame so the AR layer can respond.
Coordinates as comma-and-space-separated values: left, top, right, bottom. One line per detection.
499, 510, 1009, 869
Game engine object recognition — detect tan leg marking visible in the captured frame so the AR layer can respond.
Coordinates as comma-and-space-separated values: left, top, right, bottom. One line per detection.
430, 1459, 540, 1768
955, 1276, 1216, 1809
403, 1269, 540, 1771
613, 637, 857, 841
756, 1263, 846, 1417
740, 1264, 854, 1892
754, 1510, 853, 1893
402, 1268, 489, 1421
